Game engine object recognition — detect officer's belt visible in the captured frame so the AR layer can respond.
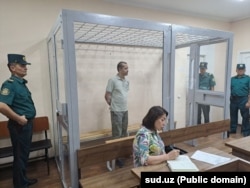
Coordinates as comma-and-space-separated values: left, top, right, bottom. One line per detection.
9, 118, 33, 124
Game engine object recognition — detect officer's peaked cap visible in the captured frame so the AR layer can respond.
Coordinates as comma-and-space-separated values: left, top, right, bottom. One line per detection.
199, 62, 207, 69
7, 54, 31, 65
236, 63, 245, 69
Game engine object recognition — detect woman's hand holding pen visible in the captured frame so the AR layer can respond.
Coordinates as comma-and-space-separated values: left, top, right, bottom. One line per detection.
166, 149, 180, 160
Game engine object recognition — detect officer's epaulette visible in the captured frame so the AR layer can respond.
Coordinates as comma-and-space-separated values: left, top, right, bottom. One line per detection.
7, 78, 14, 82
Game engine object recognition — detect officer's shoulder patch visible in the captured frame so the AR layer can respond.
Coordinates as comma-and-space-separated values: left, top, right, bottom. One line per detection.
0, 88, 10, 95
7, 78, 14, 82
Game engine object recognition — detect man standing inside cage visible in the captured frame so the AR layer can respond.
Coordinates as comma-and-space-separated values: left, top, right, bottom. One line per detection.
230, 63, 250, 137
105, 61, 129, 167
197, 62, 216, 124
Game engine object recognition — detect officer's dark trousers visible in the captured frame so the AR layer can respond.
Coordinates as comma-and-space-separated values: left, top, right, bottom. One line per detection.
230, 96, 250, 137
197, 104, 210, 124
8, 120, 33, 188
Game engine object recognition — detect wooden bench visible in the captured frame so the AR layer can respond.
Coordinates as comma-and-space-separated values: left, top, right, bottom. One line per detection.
77, 135, 139, 188
205, 158, 250, 171
160, 119, 233, 161
161, 119, 230, 145
0, 116, 52, 175
224, 136, 250, 161
77, 119, 231, 187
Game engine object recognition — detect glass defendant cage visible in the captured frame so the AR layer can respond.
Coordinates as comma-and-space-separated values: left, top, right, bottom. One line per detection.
47, 9, 233, 188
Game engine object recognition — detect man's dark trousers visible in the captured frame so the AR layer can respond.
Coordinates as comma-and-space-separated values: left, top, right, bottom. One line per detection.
198, 104, 210, 124
230, 96, 250, 136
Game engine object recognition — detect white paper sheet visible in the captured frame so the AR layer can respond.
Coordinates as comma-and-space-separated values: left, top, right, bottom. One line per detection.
190, 150, 231, 165
167, 155, 199, 172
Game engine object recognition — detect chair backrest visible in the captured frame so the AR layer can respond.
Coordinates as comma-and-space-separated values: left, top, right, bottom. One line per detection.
0, 116, 50, 138
32, 116, 50, 133
0, 120, 9, 138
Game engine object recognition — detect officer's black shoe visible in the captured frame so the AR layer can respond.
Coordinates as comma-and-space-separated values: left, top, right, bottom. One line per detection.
27, 178, 38, 186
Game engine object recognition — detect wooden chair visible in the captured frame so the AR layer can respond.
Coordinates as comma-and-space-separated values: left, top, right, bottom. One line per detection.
0, 116, 52, 175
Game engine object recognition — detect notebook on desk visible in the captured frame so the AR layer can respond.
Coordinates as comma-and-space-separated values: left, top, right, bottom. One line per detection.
167, 155, 199, 172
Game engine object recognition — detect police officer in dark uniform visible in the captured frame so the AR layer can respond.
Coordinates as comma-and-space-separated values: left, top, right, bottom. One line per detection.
0, 54, 37, 188
198, 62, 216, 124
230, 63, 250, 137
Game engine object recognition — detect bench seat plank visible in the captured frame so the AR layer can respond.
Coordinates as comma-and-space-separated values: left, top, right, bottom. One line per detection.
30, 139, 52, 152
0, 146, 13, 158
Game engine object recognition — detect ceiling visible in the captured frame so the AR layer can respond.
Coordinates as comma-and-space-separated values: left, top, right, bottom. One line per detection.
104, 0, 250, 22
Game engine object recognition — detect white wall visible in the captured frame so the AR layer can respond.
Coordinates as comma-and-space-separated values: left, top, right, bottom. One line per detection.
230, 19, 250, 124
231, 19, 250, 75
0, 0, 249, 159
76, 44, 163, 133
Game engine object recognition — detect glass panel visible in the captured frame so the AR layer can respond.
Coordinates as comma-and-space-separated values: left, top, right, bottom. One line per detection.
54, 27, 71, 186
199, 43, 227, 93
197, 42, 227, 124
174, 47, 190, 128
62, 126, 70, 186
75, 43, 163, 140
55, 32, 67, 121
174, 41, 228, 128
47, 38, 59, 158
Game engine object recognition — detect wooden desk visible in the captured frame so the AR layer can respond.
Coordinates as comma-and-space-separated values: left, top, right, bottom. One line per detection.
225, 136, 250, 161
206, 159, 250, 171
131, 147, 238, 180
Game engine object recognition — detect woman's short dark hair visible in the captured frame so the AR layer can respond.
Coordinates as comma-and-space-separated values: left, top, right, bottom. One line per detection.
142, 106, 168, 130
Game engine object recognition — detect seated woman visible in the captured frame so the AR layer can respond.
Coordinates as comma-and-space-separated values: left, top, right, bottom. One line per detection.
133, 106, 180, 167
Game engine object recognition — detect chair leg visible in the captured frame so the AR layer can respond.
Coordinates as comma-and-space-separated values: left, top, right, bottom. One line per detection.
47, 157, 50, 175
45, 148, 50, 175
